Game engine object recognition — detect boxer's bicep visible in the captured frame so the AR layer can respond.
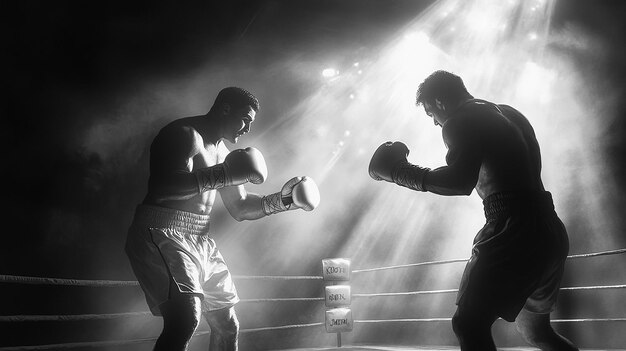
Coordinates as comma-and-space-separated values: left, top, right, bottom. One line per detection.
219, 185, 266, 221
424, 119, 481, 195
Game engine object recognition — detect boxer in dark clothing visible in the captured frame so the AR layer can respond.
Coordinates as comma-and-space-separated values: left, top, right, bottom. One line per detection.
368, 70, 578, 351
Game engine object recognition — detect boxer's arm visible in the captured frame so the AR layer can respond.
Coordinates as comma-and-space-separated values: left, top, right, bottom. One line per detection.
219, 176, 320, 221
422, 118, 481, 196
423, 164, 479, 196
219, 185, 267, 221
215, 142, 266, 221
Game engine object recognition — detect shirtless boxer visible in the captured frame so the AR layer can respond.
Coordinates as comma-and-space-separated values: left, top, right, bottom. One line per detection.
125, 87, 320, 351
368, 71, 578, 351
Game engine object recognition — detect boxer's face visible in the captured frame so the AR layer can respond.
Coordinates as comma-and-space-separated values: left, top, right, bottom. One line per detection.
222, 104, 256, 143
423, 101, 447, 127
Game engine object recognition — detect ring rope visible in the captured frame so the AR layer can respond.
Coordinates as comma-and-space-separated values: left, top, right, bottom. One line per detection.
0, 338, 158, 351
239, 322, 324, 333
2, 317, 624, 351
565, 248, 626, 259
353, 284, 626, 299
550, 318, 626, 323
0, 275, 139, 287
351, 258, 469, 274
354, 317, 626, 324
0, 274, 323, 287
0, 323, 324, 351
3, 284, 623, 323
0, 312, 151, 323
233, 275, 323, 280
353, 289, 459, 298
239, 297, 325, 303
351, 248, 626, 274
0, 248, 624, 350
560, 284, 626, 291
355, 318, 452, 323
1, 248, 623, 287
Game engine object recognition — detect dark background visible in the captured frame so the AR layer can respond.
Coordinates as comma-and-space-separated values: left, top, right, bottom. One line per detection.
3, 0, 626, 350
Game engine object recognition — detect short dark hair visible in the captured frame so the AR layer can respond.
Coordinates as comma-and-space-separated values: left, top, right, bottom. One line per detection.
415, 70, 472, 107
211, 87, 260, 113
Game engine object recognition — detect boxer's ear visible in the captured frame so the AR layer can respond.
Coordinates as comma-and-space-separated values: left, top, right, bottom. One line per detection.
435, 98, 445, 111
221, 103, 231, 115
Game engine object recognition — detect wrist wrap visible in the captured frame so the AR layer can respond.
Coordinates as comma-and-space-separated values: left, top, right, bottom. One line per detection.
261, 192, 293, 216
194, 164, 228, 193
392, 161, 430, 192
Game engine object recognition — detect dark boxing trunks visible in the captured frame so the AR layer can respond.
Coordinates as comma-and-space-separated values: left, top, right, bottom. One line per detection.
456, 191, 569, 321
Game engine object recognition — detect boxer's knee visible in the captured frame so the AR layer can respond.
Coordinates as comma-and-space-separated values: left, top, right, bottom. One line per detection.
161, 295, 202, 341
515, 310, 563, 348
205, 306, 239, 338
451, 309, 471, 338
452, 306, 495, 339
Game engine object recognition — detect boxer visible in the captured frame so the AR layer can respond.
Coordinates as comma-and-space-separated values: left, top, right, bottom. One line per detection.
125, 87, 320, 351
369, 71, 578, 351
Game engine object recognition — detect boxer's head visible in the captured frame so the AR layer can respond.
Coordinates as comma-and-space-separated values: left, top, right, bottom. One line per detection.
416, 70, 472, 127
210, 87, 259, 143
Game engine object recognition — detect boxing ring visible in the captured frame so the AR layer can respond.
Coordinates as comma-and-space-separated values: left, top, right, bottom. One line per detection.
1, 248, 625, 350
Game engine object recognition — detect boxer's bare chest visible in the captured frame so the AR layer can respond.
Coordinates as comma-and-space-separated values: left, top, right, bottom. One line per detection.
190, 139, 223, 211
192, 143, 219, 170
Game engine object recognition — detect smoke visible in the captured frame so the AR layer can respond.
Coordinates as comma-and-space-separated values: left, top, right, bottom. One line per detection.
96, 0, 626, 347
5, 0, 625, 348
183, 0, 625, 347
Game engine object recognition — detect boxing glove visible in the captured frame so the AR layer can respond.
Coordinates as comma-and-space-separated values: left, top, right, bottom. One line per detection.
292, 176, 320, 211
262, 176, 320, 215
194, 147, 267, 192
368, 141, 410, 182
222, 147, 268, 185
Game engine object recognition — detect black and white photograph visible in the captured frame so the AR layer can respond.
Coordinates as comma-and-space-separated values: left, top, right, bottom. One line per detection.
3, 0, 626, 350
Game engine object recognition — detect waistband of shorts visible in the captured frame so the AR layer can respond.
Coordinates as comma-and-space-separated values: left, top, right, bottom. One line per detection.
483, 191, 554, 222
133, 204, 210, 235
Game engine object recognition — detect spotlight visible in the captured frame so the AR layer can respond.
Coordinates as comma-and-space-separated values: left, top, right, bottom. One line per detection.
404, 32, 430, 44
322, 68, 339, 78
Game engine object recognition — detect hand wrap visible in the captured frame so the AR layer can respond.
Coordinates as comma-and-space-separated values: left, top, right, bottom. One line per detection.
262, 176, 320, 215
392, 161, 430, 192
194, 164, 228, 192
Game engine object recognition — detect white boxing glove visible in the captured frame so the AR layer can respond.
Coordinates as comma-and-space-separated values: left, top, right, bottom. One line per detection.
223, 147, 268, 185
262, 176, 320, 215
194, 147, 267, 193
292, 176, 320, 211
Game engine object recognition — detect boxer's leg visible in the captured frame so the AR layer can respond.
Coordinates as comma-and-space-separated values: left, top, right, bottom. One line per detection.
204, 306, 239, 351
154, 283, 202, 351
516, 309, 578, 351
452, 302, 499, 351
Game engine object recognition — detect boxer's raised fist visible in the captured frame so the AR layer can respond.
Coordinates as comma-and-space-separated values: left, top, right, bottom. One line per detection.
262, 176, 321, 215
223, 147, 268, 185
368, 141, 409, 182
292, 176, 320, 211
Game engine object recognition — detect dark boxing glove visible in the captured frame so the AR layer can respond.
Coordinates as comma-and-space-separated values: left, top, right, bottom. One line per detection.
368, 141, 410, 182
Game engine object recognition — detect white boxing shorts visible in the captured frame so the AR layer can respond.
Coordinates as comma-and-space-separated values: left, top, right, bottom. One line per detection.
125, 204, 239, 315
